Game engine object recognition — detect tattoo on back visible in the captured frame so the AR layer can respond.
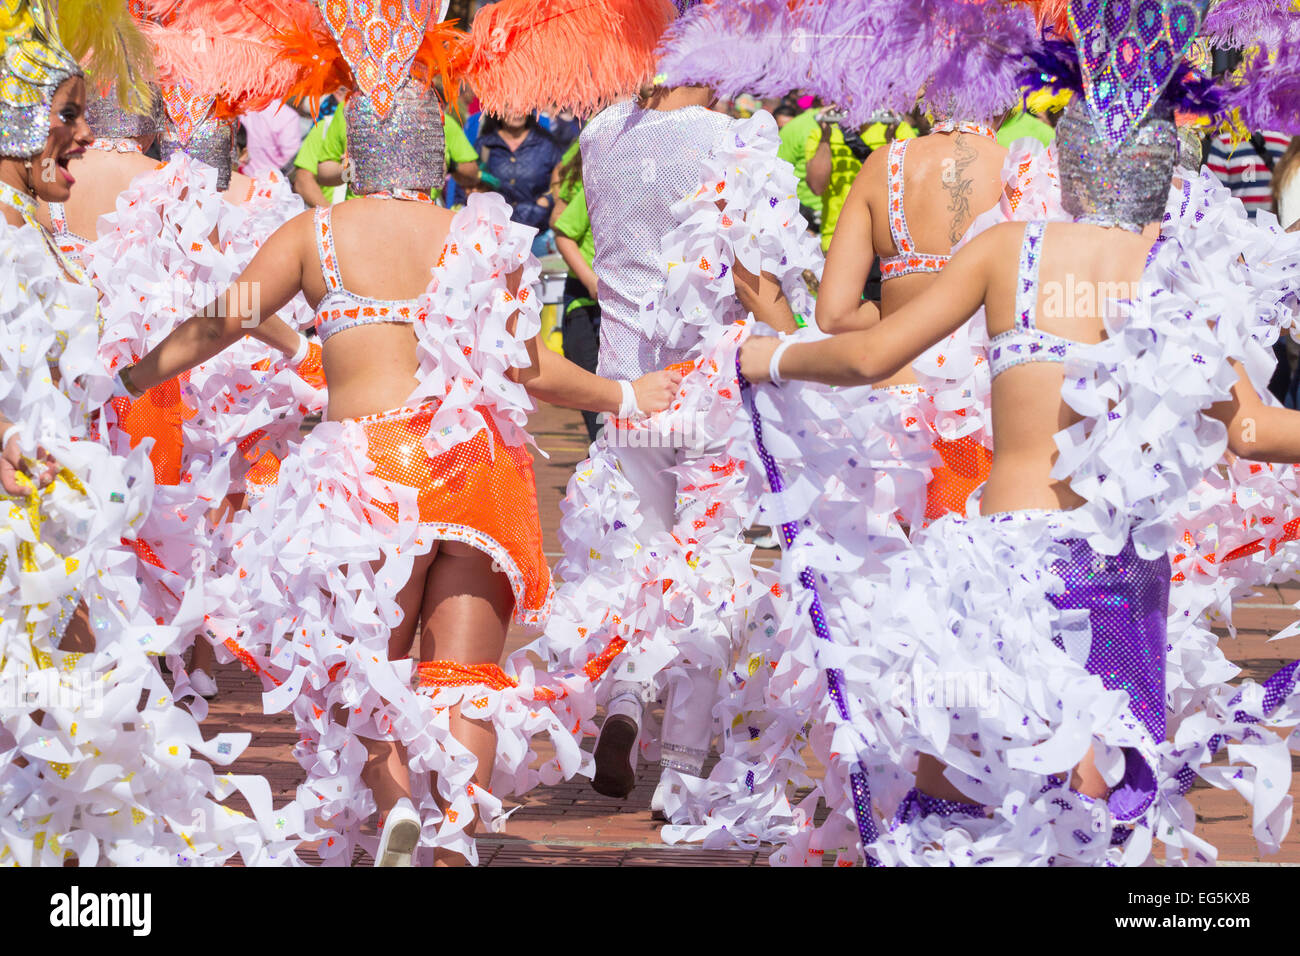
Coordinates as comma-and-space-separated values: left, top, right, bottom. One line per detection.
944, 134, 978, 245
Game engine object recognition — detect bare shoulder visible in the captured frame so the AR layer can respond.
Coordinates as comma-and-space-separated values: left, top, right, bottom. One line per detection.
962, 220, 1025, 263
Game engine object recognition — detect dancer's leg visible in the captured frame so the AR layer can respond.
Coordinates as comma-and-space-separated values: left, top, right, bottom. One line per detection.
359, 547, 438, 817
418, 541, 514, 867
593, 444, 678, 796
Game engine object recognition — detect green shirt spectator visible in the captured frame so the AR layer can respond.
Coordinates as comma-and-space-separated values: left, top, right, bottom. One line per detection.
861, 119, 919, 153
292, 116, 340, 205
804, 124, 863, 253
553, 177, 597, 313
996, 108, 1055, 148
778, 107, 824, 219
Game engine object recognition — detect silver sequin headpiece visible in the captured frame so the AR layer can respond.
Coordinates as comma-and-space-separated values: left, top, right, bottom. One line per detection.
1057, 100, 1177, 232
86, 83, 163, 141
345, 80, 445, 195
0, 0, 82, 158
159, 113, 236, 190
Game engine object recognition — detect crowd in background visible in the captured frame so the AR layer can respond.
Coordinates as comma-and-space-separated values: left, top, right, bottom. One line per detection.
225, 87, 1300, 414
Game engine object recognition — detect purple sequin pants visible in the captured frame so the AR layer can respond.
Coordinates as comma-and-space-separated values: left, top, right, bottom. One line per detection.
1048, 535, 1170, 820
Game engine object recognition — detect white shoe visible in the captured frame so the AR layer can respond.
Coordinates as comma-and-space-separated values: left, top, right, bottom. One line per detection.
375, 798, 421, 868
189, 669, 218, 700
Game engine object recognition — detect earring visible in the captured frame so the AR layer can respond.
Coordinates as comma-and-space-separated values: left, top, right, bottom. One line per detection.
22, 160, 36, 196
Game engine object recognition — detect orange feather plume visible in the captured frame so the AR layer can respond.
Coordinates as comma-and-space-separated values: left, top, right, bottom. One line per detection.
460, 0, 677, 118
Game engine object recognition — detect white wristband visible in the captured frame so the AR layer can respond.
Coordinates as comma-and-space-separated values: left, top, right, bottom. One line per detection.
769, 338, 795, 386
290, 333, 310, 365
617, 380, 641, 419
0, 423, 21, 452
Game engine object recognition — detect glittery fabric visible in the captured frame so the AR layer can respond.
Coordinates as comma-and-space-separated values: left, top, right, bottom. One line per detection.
579, 99, 735, 380
893, 787, 986, 824
85, 84, 162, 140
158, 115, 235, 190
108, 382, 190, 486
1057, 101, 1178, 233
988, 221, 1077, 378
0, 0, 81, 158
343, 401, 551, 623
46, 200, 90, 264
345, 81, 446, 196
876, 383, 992, 522
312, 205, 421, 342
1068, 0, 1207, 148
1048, 533, 1170, 820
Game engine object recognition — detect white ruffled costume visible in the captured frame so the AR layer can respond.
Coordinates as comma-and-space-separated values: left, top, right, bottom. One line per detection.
0, 192, 298, 866
524, 112, 827, 819
83, 153, 323, 703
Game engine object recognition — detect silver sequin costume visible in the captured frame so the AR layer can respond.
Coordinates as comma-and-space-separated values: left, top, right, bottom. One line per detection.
580, 99, 734, 380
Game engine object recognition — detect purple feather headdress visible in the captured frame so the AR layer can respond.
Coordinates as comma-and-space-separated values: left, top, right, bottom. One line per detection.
1202, 0, 1300, 48
1221, 38, 1300, 134
1021, 37, 1225, 118
658, 0, 1040, 127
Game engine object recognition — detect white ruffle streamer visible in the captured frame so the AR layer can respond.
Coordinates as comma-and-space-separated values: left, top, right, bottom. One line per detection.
0, 219, 296, 866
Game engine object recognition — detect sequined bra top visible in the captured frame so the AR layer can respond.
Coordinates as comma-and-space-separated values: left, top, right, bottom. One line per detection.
47, 202, 92, 265
988, 222, 1077, 379
878, 121, 998, 281
313, 205, 421, 343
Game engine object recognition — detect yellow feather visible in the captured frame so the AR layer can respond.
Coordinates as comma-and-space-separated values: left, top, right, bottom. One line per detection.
55, 0, 155, 112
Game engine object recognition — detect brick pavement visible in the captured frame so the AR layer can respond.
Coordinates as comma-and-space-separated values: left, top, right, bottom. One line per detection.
203, 402, 1300, 866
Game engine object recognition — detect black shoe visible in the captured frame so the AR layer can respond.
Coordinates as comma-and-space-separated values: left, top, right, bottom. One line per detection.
591, 714, 638, 798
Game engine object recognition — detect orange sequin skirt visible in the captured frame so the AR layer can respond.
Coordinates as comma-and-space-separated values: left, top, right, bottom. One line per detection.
257, 401, 551, 626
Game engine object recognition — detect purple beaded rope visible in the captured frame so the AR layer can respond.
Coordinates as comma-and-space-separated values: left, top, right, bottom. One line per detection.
738, 358, 881, 865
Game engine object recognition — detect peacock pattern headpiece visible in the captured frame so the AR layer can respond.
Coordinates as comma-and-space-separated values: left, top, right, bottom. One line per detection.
0, 0, 82, 158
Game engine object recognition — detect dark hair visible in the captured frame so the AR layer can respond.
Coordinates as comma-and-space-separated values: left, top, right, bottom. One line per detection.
235, 122, 248, 152
479, 113, 542, 139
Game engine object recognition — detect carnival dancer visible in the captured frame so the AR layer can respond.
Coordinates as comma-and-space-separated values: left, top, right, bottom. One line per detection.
452, 0, 780, 823
121, 0, 681, 867
737, 0, 1300, 865
0, 0, 296, 867
55, 0, 327, 699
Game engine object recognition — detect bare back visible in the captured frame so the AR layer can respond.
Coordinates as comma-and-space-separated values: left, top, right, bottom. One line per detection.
35, 148, 160, 238
294, 197, 454, 421
865, 130, 1007, 386
979, 220, 1159, 515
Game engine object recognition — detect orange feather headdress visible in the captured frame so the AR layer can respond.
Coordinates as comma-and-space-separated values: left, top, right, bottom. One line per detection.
458, 0, 678, 118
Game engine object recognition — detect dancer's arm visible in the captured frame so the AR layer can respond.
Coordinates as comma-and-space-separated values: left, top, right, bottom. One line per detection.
815, 149, 886, 333
733, 264, 799, 333
1209, 362, 1300, 463
0, 419, 55, 493
123, 213, 309, 393
501, 271, 681, 414
518, 341, 682, 414
740, 232, 991, 387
